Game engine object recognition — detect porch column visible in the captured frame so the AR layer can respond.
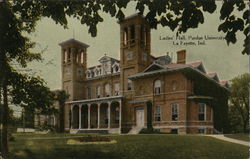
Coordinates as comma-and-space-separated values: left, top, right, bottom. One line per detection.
88, 104, 91, 129
97, 103, 100, 129
108, 102, 111, 129
79, 105, 82, 129
70, 105, 73, 129
119, 100, 122, 130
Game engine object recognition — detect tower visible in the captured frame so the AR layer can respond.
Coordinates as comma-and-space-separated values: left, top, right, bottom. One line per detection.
119, 14, 151, 96
59, 39, 89, 101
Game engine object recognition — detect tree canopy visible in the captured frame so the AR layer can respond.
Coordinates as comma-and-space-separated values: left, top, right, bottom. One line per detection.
5, 0, 249, 54
228, 73, 249, 133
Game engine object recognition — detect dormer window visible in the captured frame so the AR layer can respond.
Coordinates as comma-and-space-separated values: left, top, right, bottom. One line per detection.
91, 71, 95, 78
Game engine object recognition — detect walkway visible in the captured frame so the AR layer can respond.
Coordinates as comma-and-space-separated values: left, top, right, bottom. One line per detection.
207, 135, 249, 147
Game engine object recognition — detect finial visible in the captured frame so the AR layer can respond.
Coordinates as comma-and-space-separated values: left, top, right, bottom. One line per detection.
166, 52, 169, 56
104, 53, 107, 56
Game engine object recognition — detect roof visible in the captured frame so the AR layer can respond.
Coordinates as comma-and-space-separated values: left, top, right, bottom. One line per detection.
59, 38, 89, 48
128, 62, 228, 90
207, 72, 219, 82
118, 13, 145, 23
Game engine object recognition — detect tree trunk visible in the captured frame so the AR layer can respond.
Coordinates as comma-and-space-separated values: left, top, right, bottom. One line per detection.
59, 103, 65, 133
2, 83, 9, 158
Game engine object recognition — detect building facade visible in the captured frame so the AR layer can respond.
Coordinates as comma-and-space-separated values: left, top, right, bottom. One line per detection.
59, 14, 229, 134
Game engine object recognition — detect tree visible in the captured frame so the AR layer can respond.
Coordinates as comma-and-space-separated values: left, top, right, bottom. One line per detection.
54, 90, 69, 133
0, 0, 248, 158
229, 73, 250, 133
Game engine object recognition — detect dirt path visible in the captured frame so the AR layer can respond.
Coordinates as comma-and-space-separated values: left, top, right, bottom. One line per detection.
207, 135, 249, 147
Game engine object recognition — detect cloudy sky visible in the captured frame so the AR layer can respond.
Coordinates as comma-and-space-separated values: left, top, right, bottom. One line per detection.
27, 1, 249, 90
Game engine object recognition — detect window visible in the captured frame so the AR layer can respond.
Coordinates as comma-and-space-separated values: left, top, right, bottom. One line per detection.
155, 105, 161, 121
67, 49, 71, 62
154, 80, 161, 94
115, 65, 119, 72
130, 25, 135, 43
87, 87, 92, 99
198, 128, 205, 134
140, 25, 145, 43
96, 86, 101, 98
171, 104, 178, 121
171, 129, 178, 134
80, 51, 84, 64
115, 107, 119, 123
114, 83, 120, 96
143, 52, 147, 61
104, 83, 110, 97
127, 79, 132, 90
198, 103, 206, 121
64, 50, 67, 63
124, 27, 128, 45
172, 81, 178, 91
127, 51, 133, 60
91, 71, 95, 78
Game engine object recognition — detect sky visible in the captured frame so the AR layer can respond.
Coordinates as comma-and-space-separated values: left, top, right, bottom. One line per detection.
27, 1, 249, 90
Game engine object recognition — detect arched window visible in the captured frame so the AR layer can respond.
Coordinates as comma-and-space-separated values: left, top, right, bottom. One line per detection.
105, 83, 110, 97
154, 80, 161, 94
127, 79, 133, 90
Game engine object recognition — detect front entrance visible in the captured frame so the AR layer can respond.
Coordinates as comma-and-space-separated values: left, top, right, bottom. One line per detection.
136, 108, 144, 127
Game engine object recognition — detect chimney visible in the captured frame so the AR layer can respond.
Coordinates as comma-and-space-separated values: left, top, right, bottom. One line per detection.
176, 50, 186, 64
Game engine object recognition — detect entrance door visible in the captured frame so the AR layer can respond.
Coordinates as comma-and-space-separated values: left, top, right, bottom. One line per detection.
136, 109, 144, 127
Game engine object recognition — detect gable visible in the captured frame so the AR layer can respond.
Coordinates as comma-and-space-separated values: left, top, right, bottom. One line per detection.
143, 63, 165, 73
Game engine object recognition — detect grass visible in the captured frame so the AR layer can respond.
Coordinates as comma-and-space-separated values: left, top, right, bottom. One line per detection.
224, 134, 249, 142
5, 133, 249, 159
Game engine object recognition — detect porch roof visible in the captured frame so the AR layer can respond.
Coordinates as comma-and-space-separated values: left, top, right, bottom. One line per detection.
66, 96, 124, 105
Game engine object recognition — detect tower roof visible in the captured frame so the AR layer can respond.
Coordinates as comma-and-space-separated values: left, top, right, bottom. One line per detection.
117, 13, 146, 24
59, 38, 89, 48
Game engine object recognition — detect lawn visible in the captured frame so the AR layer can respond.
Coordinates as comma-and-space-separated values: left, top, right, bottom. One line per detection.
6, 133, 249, 159
224, 134, 249, 142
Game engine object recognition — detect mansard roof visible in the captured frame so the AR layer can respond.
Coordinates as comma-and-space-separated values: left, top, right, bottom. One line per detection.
59, 38, 89, 48
99, 55, 119, 63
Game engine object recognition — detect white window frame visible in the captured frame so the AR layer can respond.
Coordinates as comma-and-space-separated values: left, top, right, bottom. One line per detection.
155, 105, 161, 121
96, 85, 101, 98
127, 79, 133, 90
104, 83, 110, 97
114, 83, 120, 96
154, 80, 161, 94
198, 103, 206, 121
171, 104, 179, 121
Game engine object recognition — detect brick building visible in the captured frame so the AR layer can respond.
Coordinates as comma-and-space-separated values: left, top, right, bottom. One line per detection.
58, 14, 229, 134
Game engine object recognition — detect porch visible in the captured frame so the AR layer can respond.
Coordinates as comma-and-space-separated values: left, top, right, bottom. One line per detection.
67, 96, 123, 134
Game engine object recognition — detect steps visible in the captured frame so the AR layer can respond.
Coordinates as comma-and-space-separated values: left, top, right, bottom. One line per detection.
128, 126, 143, 134
108, 128, 120, 134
